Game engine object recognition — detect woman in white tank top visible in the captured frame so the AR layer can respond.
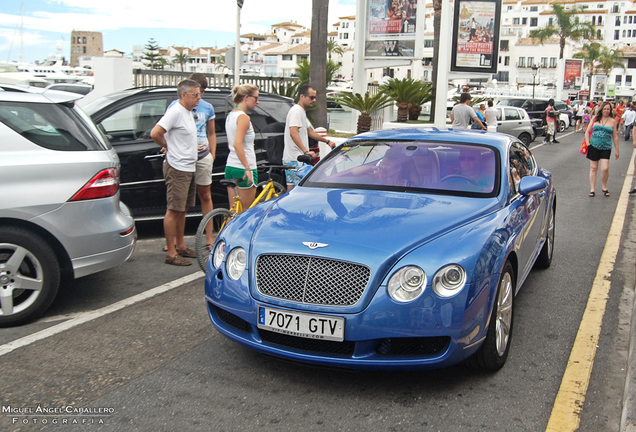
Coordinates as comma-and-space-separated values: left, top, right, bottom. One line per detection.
225, 84, 259, 208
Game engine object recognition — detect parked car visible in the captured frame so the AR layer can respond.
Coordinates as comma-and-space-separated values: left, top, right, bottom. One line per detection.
475, 105, 535, 145
497, 98, 569, 133
46, 83, 93, 96
204, 128, 556, 371
0, 91, 136, 326
83, 87, 299, 221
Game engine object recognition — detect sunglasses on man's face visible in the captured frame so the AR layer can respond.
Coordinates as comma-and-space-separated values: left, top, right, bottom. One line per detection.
304, 94, 317, 100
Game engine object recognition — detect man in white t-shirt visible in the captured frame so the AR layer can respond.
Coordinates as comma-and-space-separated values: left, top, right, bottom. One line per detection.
151, 79, 200, 266
450, 92, 486, 130
283, 84, 335, 190
484, 99, 499, 131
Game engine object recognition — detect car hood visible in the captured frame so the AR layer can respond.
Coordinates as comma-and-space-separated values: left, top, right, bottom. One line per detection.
250, 188, 500, 262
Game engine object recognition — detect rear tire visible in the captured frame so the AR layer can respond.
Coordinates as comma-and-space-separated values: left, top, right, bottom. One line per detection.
195, 209, 234, 272
473, 261, 515, 370
518, 133, 532, 145
255, 181, 286, 199
535, 203, 555, 269
0, 226, 60, 327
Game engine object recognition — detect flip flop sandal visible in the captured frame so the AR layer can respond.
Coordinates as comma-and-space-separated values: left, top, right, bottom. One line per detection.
588, 191, 595, 197
176, 247, 197, 258
602, 190, 610, 197
164, 255, 192, 266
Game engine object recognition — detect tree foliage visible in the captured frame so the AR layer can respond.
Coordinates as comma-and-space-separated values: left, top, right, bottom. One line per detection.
142, 38, 162, 69
327, 39, 344, 60
529, 4, 596, 59
333, 92, 394, 134
295, 58, 340, 89
172, 52, 190, 72
380, 78, 428, 122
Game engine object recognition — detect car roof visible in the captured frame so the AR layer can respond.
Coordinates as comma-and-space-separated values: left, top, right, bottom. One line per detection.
0, 89, 82, 104
348, 128, 513, 152
82, 85, 293, 115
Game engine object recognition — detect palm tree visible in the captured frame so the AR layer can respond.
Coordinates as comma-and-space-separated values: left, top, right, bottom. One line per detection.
574, 43, 625, 93
327, 39, 344, 60
409, 82, 434, 120
529, 4, 595, 60
295, 58, 340, 91
310, 0, 329, 128
172, 52, 190, 72
380, 78, 425, 123
214, 55, 227, 72
332, 92, 394, 134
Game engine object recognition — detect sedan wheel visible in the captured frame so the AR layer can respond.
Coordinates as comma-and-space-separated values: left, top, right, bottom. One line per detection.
473, 261, 515, 370
518, 133, 532, 145
558, 120, 566, 133
535, 203, 555, 269
0, 227, 60, 327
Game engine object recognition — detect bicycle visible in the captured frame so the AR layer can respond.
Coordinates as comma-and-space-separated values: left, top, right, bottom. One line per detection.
195, 156, 311, 271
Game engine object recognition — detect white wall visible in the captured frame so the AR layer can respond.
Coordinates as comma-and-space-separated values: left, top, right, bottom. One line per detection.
77, 57, 132, 107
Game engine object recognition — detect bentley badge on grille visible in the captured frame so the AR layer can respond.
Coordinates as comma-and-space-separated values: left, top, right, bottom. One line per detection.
302, 242, 328, 250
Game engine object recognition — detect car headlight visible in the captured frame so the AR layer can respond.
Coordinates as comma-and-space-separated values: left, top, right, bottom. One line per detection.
226, 247, 247, 280
387, 266, 426, 302
212, 241, 226, 269
432, 265, 466, 297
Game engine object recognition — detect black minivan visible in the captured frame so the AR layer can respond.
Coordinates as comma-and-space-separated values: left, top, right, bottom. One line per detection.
498, 97, 569, 133
83, 87, 295, 220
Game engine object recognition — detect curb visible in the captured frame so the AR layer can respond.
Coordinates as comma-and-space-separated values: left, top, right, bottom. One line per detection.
622, 283, 636, 432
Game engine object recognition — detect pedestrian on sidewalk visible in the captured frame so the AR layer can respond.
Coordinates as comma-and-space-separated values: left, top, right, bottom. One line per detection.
585, 101, 619, 198
615, 100, 625, 134
623, 103, 636, 141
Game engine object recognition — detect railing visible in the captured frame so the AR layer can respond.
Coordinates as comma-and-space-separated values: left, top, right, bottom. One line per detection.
132, 69, 296, 93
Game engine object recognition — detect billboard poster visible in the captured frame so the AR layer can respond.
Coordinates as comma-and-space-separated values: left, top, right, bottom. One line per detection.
595, 75, 607, 97
365, 0, 418, 58
563, 59, 583, 90
450, 0, 501, 74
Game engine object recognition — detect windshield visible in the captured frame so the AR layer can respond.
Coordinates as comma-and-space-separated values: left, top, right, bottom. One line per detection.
303, 141, 500, 197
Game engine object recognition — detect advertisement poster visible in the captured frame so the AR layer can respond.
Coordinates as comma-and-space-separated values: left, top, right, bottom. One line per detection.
595, 74, 607, 97
450, 0, 501, 74
365, 0, 418, 58
563, 59, 583, 90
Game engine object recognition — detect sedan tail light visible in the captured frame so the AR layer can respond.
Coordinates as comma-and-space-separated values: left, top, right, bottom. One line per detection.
70, 168, 119, 201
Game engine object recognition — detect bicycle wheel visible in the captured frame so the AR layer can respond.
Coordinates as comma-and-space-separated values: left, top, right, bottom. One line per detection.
195, 208, 234, 272
255, 180, 286, 201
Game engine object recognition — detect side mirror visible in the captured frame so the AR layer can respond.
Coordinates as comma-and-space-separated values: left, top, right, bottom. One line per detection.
517, 176, 548, 196
296, 164, 313, 180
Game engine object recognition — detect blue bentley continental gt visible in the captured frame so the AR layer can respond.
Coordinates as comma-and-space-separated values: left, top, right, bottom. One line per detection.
204, 128, 556, 371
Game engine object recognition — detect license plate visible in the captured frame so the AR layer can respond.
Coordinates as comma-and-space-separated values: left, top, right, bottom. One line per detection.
258, 306, 345, 342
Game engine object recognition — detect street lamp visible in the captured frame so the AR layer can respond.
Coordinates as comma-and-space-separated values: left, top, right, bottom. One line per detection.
532, 65, 539, 99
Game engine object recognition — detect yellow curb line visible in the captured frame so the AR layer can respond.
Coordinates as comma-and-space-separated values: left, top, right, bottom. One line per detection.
546, 149, 635, 431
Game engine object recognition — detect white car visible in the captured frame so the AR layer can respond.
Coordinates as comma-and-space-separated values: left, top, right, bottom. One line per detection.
0, 91, 136, 326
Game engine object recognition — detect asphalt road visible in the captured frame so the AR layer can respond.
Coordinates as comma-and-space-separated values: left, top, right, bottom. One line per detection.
1, 128, 635, 432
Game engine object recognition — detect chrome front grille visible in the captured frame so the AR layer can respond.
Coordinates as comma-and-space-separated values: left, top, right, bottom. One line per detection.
255, 254, 371, 306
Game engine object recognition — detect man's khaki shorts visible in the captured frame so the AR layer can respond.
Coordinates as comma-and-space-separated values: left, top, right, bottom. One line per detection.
163, 161, 196, 212
195, 153, 213, 186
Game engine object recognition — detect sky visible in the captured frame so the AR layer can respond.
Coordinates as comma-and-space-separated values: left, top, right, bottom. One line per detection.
0, 0, 357, 64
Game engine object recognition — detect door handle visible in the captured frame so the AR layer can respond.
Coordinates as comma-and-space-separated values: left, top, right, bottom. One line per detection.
144, 154, 165, 160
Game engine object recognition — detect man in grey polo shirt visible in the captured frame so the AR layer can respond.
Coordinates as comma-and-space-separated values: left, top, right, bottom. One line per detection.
451, 92, 486, 130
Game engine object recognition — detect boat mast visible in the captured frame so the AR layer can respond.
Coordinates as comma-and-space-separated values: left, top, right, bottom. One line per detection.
20, 2, 24, 62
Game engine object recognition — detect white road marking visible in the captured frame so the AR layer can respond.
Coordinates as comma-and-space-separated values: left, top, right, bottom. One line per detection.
0, 271, 204, 357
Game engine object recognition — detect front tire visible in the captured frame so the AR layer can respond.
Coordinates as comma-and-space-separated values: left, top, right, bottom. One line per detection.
473, 261, 515, 370
558, 120, 566, 133
0, 226, 60, 327
195, 209, 234, 272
